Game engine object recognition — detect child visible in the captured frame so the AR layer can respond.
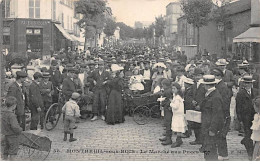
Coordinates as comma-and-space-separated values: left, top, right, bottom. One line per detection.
252, 96, 260, 161
62, 92, 81, 142
159, 79, 173, 146
1, 96, 23, 160
170, 82, 187, 148
129, 68, 145, 93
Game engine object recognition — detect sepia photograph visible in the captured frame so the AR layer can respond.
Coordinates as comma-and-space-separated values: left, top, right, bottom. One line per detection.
0, 0, 260, 161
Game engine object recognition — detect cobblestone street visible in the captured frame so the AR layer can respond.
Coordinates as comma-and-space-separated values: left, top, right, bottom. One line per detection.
17, 116, 249, 161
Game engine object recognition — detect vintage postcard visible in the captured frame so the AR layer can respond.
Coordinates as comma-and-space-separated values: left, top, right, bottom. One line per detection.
1, 0, 259, 161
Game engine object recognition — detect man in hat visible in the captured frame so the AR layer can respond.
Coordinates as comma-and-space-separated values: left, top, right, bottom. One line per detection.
140, 60, 153, 93
236, 75, 259, 160
189, 68, 206, 145
199, 75, 224, 161
62, 67, 77, 101
29, 72, 44, 130
88, 60, 110, 121
216, 59, 234, 98
212, 68, 231, 160
49, 60, 62, 103
39, 72, 54, 129
7, 71, 28, 131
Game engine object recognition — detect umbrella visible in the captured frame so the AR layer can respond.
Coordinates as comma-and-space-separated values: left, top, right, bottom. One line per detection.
153, 62, 167, 69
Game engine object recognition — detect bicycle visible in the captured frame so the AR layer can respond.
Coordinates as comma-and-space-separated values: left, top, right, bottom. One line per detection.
44, 87, 64, 131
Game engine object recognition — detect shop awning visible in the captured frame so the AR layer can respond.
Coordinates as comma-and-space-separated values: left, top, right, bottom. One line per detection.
233, 27, 260, 43
70, 35, 84, 43
55, 24, 75, 42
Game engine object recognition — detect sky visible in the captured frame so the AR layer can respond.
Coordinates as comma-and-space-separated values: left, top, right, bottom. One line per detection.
107, 0, 177, 27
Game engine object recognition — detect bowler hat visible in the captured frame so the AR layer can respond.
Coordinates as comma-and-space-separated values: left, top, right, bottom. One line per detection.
33, 72, 43, 79
16, 71, 27, 78
211, 68, 224, 77
41, 67, 48, 72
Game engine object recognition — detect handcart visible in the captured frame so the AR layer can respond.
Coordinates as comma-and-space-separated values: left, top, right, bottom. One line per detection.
125, 92, 161, 125
17, 131, 52, 161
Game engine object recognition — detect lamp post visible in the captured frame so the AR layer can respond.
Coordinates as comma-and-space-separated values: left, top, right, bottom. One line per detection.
217, 22, 227, 57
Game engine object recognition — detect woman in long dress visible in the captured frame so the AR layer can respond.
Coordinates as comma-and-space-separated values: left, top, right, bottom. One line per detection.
106, 67, 125, 125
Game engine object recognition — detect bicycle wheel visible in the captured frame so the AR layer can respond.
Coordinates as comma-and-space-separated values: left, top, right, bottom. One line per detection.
44, 103, 61, 131
133, 106, 150, 125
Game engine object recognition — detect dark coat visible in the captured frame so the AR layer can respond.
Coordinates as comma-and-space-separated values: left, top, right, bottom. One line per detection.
192, 83, 206, 110
29, 81, 44, 110
223, 69, 235, 97
62, 77, 76, 100
184, 86, 194, 113
87, 69, 110, 90
7, 82, 25, 116
1, 108, 22, 136
201, 89, 224, 144
49, 69, 62, 86
236, 88, 258, 123
216, 80, 231, 136
161, 88, 173, 110
39, 81, 53, 103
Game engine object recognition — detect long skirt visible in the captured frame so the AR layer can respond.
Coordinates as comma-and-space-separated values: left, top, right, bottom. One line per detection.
106, 89, 124, 125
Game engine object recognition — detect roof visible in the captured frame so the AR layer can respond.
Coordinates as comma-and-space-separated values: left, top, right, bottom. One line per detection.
224, 0, 251, 15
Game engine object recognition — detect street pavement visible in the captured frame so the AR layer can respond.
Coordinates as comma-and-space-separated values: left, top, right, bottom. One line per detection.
16, 115, 249, 161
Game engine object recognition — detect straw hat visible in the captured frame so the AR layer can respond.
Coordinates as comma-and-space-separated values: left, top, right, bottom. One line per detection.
111, 64, 124, 72
199, 75, 220, 84
216, 59, 229, 66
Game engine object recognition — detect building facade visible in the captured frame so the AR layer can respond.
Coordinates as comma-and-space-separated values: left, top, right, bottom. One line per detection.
165, 1, 183, 45
2, 0, 82, 57
177, 0, 255, 60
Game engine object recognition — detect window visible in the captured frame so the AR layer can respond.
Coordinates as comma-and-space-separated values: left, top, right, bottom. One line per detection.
29, 0, 40, 18
53, 0, 56, 20
67, 15, 69, 29
4, 0, 10, 18
61, 13, 64, 27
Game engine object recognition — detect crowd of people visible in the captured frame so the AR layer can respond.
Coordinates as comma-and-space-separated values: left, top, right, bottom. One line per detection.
1, 45, 260, 161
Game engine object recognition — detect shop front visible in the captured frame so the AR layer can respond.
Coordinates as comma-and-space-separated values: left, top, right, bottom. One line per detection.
7, 18, 53, 58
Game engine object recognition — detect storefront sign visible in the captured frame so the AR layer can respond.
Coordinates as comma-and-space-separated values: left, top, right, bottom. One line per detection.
20, 20, 50, 26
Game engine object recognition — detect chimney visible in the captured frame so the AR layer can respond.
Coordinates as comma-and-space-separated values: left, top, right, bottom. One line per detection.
251, 0, 260, 26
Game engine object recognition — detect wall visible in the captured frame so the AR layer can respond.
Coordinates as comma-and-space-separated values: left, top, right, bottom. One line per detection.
199, 9, 251, 56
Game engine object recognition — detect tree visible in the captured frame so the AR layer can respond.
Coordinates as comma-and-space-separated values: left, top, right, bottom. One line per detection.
103, 18, 117, 37
213, 0, 232, 57
116, 22, 134, 40
133, 28, 144, 40
75, 0, 107, 49
154, 15, 166, 38
181, 0, 213, 54
103, 18, 117, 46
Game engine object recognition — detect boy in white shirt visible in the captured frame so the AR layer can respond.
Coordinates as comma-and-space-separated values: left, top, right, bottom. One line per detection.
62, 92, 81, 142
